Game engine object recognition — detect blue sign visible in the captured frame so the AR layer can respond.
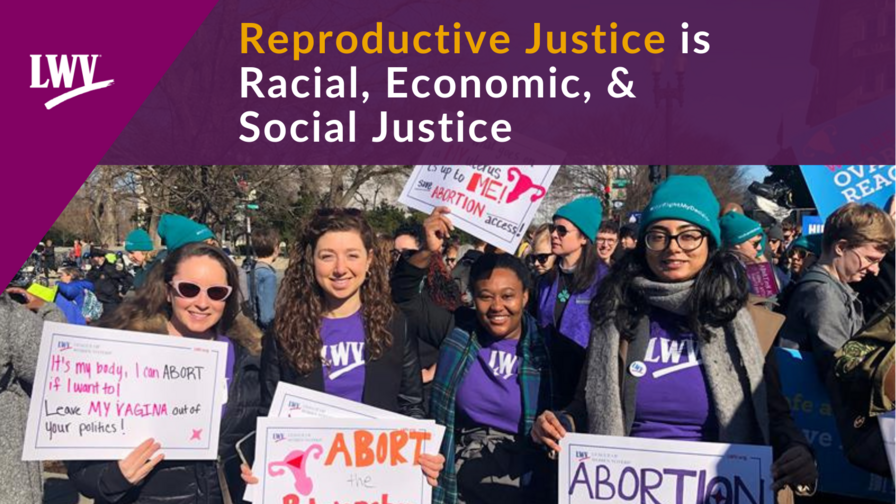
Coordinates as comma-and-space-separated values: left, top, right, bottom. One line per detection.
775, 348, 894, 501
800, 165, 896, 219
802, 215, 825, 237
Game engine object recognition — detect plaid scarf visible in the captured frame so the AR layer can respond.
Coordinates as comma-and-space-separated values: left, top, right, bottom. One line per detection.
429, 313, 552, 504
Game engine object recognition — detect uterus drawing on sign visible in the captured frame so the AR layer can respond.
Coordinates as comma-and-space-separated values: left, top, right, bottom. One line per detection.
505, 167, 547, 203
267, 444, 324, 496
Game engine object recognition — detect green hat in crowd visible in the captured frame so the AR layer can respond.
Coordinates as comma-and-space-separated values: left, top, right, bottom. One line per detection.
719, 212, 764, 247
640, 176, 722, 246
124, 229, 154, 252
791, 234, 824, 256
553, 196, 603, 243
157, 214, 215, 252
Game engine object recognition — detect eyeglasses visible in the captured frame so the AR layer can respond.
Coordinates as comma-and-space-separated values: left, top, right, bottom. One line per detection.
644, 230, 707, 252
527, 253, 552, 266
596, 238, 617, 245
391, 248, 418, 260
549, 224, 570, 238
169, 281, 233, 301
849, 248, 884, 269
788, 248, 812, 260
445, 256, 457, 266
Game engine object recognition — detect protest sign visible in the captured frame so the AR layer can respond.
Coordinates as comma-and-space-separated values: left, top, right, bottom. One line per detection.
559, 433, 772, 504
775, 348, 894, 500
22, 322, 228, 461
801, 215, 824, 237
880, 411, 895, 481
800, 165, 895, 219
246, 382, 433, 502
745, 262, 779, 298
269, 382, 404, 420
398, 165, 560, 252
255, 418, 444, 504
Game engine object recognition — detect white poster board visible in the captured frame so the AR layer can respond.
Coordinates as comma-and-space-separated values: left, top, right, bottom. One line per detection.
269, 381, 404, 420
398, 165, 560, 252
559, 433, 773, 504
879, 411, 895, 481
255, 418, 444, 504
22, 322, 228, 461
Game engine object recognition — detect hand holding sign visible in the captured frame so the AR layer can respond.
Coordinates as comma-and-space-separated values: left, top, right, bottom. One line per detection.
118, 438, 165, 485
771, 444, 816, 494
423, 206, 454, 253
531, 410, 568, 453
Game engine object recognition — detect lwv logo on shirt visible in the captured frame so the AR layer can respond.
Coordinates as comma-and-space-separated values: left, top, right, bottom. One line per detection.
321, 342, 365, 380
30, 54, 114, 110
487, 350, 518, 380
643, 337, 702, 378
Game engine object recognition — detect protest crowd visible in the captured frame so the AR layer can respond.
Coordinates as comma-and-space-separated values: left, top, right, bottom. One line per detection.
1, 167, 895, 504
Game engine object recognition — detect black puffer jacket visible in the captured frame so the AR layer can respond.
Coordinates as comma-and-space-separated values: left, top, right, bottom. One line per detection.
261, 310, 425, 419
67, 341, 261, 504
87, 261, 132, 306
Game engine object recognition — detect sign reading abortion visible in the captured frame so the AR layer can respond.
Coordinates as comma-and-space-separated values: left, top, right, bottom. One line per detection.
559, 433, 772, 504
800, 165, 895, 219
399, 165, 560, 252
255, 418, 443, 504
22, 322, 228, 461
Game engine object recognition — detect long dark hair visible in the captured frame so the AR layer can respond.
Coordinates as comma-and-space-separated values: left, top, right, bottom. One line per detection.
275, 208, 395, 375
100, 242, 258, 351
589, 233, 748, 341
545, 239, 602, 293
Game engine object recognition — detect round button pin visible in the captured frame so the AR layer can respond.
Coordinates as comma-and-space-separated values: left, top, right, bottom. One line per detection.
629, 361, 647, 378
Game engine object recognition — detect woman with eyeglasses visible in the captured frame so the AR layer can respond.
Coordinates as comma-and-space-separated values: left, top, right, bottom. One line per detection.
532, 176, 817, 500
534, 196, 608, 408
391, 207, 553, 504
779, 202, 895, 378
67, 242, 263, 504
256, 207, 444, 486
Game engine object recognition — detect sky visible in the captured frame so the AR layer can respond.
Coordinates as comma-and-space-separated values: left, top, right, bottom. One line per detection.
743, 165, 768, 182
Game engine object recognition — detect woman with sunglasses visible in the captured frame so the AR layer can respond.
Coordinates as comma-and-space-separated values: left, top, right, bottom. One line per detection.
257, 207, 444, 485
526, 224, 555, 277
535, 196, 608, 408
780, 202, 895, 378
67, 242, 262, 504
391, 207, 553, 504
532, 176, 817, 499
784, 234, 821, 280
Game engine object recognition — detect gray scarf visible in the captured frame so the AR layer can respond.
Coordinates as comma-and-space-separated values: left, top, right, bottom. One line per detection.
584, 277, 770, 444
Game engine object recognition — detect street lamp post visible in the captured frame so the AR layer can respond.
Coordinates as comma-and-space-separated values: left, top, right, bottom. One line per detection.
652, 55, 686, 174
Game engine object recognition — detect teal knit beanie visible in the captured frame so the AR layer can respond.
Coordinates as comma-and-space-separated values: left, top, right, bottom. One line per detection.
719, 212, 763, 247
640, 176, 721, 246
124, 229, 153, 252
792, 234, 823, 256
158, 215, 215, 252
553, 196, 603, 243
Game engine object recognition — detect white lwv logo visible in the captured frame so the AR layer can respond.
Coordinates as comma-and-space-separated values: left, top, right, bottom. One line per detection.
30, 55, 114, 110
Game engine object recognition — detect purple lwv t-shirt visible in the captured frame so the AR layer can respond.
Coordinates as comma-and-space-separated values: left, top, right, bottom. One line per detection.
320, 310, 366, 403
455, 335, 523, 434
629, 309, 717, 442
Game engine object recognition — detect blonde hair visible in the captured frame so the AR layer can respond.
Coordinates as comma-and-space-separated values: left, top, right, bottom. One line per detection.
823, 202, 896, 253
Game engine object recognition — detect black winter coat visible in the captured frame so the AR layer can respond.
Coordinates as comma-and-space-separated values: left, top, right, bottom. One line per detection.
87, 262, 133, 306
260, 311, 425, 419
67, 341, 261, 504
